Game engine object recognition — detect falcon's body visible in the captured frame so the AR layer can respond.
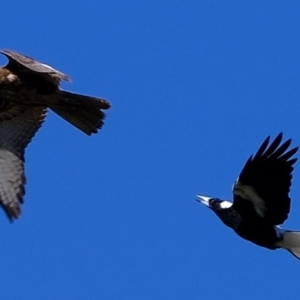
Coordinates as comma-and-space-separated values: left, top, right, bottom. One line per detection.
197, 134, 300, 260
0, 49, 110, 220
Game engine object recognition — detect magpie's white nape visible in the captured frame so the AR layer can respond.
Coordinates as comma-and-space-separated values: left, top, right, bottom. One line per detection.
197, 133, 300, 261
197, 196, 233, 209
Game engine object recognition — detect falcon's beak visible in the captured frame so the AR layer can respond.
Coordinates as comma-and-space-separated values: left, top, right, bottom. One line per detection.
196, 195, 212, 207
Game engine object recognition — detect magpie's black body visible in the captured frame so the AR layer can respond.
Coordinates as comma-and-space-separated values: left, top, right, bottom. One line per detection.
197, 133, 300, 259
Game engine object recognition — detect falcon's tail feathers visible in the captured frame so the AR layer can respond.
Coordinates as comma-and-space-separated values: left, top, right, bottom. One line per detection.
50, 90, 111, 135
278, 230, 300, 260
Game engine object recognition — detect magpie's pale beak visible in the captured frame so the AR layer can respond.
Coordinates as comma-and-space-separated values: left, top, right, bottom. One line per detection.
196, 195, 211, 207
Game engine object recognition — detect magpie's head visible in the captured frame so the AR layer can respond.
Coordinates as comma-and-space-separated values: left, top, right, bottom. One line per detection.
196, 195, 232, 212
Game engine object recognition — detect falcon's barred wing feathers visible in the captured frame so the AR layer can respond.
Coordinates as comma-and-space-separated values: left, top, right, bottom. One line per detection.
0, 106, 47, 220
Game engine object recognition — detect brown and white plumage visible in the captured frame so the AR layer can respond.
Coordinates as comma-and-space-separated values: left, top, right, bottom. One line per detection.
0, 106, 46, 219
0, 49, 110, 220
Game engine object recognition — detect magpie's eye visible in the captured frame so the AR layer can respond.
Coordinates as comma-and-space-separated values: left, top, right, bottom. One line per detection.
210, 199, 224, 211
210, 199, 219, 208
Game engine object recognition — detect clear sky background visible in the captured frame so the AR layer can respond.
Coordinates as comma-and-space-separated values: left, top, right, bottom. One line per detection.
1, 1, 300, 299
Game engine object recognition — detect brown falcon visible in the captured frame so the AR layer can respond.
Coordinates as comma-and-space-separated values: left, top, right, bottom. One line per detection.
0, 49, 111, 221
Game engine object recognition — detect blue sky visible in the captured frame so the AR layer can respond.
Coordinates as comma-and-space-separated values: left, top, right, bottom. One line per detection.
1, 1, 300, 299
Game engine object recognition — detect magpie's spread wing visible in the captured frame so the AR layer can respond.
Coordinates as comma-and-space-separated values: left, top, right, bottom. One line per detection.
1, 49, 70, 85
233, 133, 298, 225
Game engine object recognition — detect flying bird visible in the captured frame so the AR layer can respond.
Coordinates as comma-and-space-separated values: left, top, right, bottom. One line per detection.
197, 133, 300, 260
0, 49, 111, 220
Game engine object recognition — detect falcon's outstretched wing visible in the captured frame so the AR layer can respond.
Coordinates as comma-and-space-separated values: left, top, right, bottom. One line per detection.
1, 49, 71, 86
0, 106, 47, 220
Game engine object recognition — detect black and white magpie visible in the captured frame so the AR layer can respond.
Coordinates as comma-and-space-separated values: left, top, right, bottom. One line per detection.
197, 133, 300, 260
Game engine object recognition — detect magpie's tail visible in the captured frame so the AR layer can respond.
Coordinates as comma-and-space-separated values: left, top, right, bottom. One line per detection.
50, 90, 111, 135
277, 230, 300, 260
